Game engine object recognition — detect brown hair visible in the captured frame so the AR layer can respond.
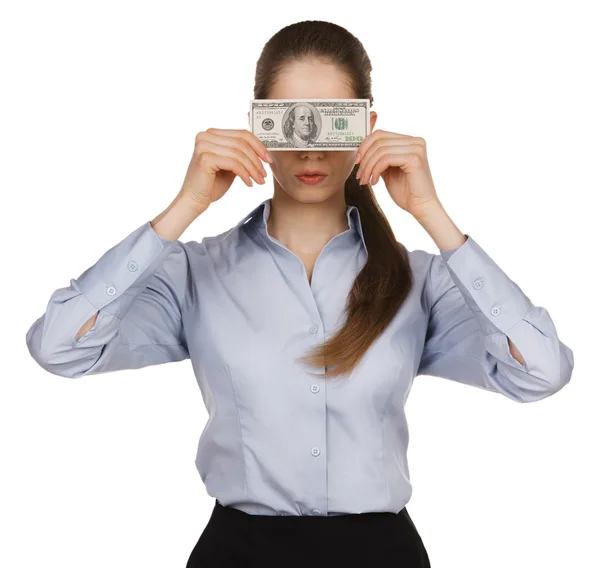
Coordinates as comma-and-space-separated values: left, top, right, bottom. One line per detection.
254, 20, 413, 379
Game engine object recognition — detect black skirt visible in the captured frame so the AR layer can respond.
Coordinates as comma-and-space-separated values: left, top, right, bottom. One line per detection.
186, 499, 431, 567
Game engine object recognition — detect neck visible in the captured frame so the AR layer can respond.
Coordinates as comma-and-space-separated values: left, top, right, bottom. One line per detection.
266, 190, 350, 256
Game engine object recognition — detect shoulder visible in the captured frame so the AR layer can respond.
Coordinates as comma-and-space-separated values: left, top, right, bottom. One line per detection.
399, 241, 452, 311
400, 241, 439, 282
177, 220, 256, 274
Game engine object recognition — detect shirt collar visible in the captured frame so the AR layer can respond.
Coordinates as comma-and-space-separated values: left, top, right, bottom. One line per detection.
233, 197, 367, 253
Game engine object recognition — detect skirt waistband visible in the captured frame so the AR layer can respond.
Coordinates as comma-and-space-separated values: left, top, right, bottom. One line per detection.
212, 499, 412, 528
191, 499, 431, 567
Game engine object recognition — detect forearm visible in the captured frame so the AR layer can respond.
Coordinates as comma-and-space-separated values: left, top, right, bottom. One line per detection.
150, 192, 206, 242
415, 201, 526, 366
414, 201, 467, 252
75, 195, 203, 341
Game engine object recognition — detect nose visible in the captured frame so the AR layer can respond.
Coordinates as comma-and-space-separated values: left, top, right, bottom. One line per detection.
298, 149, 325, 160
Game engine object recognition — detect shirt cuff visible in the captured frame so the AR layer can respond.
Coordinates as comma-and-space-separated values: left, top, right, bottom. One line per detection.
440, 234, 534, 336
439, 234, 469, 262
72, 221, 178, 319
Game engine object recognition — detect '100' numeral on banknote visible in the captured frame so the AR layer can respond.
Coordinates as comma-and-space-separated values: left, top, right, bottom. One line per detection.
250, 99, 371, 151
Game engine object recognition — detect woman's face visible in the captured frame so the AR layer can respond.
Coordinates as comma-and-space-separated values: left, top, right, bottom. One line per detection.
249, 59, 377, 205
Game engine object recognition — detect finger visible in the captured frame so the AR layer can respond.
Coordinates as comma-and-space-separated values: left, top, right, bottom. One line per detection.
199, 132, 267, 183
359, 145, 423, 185
240, 129, 274, 164
212, 154, 256, 187
357, 144, 389, 185
361, 155, 388, 186
356, 138, 411, 179
356, 138, 424, 177
201, 147, 255, 187
206, 128, 273, 165
355, 129, 412, 164
198, 138, 265, 185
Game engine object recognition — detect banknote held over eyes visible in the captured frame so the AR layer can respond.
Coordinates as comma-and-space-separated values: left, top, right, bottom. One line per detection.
250, 99, 370, 151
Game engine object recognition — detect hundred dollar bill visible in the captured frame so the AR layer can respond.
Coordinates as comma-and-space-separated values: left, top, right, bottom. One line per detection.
250, 99, 370, 151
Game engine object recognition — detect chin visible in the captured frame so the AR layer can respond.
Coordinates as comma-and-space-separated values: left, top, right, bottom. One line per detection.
284, 183, 341, 204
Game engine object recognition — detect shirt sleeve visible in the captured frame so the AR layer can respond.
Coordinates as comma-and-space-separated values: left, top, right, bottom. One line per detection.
416, 234, 574, 403
25, 221, 190, 378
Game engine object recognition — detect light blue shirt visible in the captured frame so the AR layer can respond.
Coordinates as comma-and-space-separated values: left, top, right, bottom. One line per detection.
25, 198, 574, 516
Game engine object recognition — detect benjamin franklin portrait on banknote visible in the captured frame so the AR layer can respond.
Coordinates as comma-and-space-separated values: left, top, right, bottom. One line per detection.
282, 102, 321, 147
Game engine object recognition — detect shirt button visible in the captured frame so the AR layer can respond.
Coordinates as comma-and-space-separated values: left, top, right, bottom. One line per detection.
127, 260, 138, 272
106, 285, 116, 296
491, 306, 501, 316
310, 384, 320, 393
309, 325, 319, 334
311, 509, 321, 515
472, 278, 484, 289
311, 446, 321, 457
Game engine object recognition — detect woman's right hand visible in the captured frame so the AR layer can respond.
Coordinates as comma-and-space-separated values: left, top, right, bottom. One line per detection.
178, 128, 273, 213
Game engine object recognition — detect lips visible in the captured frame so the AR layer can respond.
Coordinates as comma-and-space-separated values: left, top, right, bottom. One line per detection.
296, 173, 327, 185
296, 171, 327, 177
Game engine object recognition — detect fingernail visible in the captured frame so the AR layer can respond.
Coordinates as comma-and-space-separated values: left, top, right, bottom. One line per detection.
265, 152, 273, 163
355, 152, 361, 163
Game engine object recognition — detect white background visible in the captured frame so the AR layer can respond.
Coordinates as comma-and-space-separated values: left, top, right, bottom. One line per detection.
2, 1, 597, 566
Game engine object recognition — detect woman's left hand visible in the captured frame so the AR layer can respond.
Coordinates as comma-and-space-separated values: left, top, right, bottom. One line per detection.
355, 129, 441, 221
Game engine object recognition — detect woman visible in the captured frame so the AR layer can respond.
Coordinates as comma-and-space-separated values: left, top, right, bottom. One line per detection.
25, 20, 574, 567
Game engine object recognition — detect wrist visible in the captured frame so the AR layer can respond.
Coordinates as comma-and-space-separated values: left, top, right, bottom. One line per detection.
414, 201, 467, 251
151, 195, 205, 242
412, 199, 444, 224
174, 193, 209, 217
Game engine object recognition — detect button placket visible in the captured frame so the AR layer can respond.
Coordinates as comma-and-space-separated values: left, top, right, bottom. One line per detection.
307, 320, 325, 517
